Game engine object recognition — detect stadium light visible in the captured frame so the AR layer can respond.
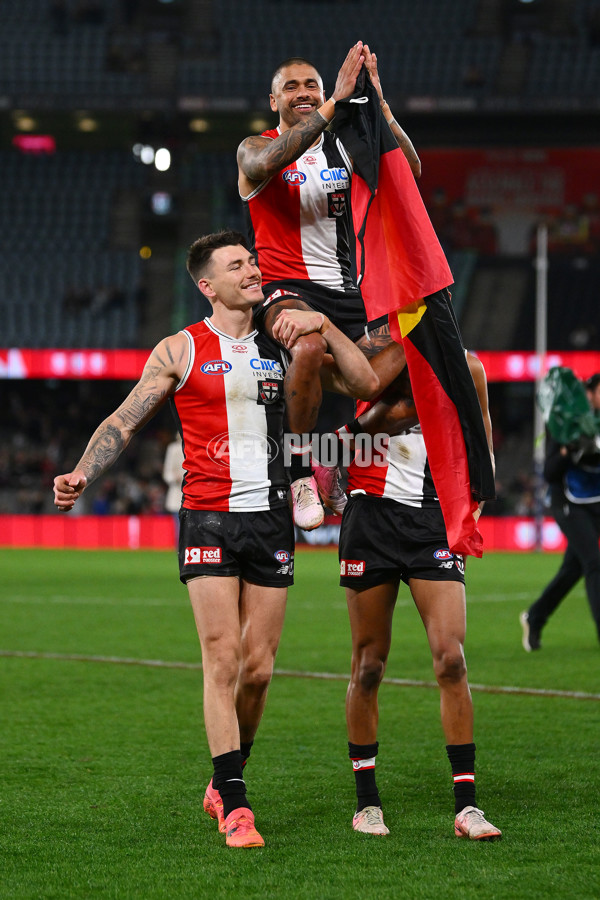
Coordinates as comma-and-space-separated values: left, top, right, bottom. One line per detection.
14, 114, 37, 131
250, 117, 269, 133
77, 117, 98, 133
140, 145, 155, 165
189, 118, 210, 133
154, 148, 171, 171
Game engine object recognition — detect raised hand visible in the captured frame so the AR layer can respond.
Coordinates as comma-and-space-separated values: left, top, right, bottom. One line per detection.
362, 44, 384, 102
331, 41, 365, 102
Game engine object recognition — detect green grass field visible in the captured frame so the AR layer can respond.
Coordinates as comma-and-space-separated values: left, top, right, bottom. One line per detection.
2, 547, 599, 900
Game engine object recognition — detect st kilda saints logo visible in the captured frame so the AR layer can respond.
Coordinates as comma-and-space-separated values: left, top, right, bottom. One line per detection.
328, 191, 346, 218
258, 380, 281, 405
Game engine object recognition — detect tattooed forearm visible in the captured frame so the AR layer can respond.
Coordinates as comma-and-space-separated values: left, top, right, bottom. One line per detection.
117, 390, 168, 432
356, 323, 392, 359
116, 392, 166, 430
268, 111, 327, 166
78, 424, 125, 484
241, 111, 328, 181
114, 364, 170, 431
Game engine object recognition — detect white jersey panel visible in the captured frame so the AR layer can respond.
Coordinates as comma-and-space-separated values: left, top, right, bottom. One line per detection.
217, 334, 271, 510
380, 427, 431, 507
297, 136, 351, 289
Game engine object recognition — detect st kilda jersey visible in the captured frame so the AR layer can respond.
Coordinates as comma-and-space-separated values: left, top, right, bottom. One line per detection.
171, 318, 290, 512
347, 399, 438, 508
242, 129, 355, 291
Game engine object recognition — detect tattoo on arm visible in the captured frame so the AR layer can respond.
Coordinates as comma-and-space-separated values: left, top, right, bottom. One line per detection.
357, 323, 392, 359
241, 112, 327, 180
115, 367, 169, 430
80, 424, 125, 484
387, 120, 421, 175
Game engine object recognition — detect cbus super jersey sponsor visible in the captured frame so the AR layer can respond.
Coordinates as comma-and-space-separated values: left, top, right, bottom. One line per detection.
171, 318, 289, 511
242, 130, 355, 291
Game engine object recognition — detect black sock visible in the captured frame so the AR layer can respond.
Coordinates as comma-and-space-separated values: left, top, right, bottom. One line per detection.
446, 743, 476, 814
348, 741, 381, 812
212, 750, 250, 818
240, 740, 253, 767
289, 444, 312, 481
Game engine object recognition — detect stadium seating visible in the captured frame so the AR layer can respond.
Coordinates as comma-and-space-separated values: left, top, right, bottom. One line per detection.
0, 0, 596, 105
0, 149, 146, 348
0, 0, 146, 100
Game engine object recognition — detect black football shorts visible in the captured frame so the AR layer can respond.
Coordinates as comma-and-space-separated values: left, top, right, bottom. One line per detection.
338, 493, 465, 589
178, 506, 294, 587
253, 279, 369, 343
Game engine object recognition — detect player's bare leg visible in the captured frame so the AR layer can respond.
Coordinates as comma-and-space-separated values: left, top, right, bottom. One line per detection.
263, 298, 327, 433
410, 577, 501, 840
262, 298, 327, 529
345, 582, 398, 835
409, 578, 472, 743
188, 575, 245, 755
235, 581, 287, 745
188, 575, 264, 846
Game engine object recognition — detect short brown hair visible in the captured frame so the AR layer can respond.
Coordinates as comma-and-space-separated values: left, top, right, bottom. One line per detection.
186, 230, 248, 284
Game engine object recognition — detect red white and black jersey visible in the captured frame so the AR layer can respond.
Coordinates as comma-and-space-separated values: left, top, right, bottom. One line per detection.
171, 318, 289, 512
347, 400, 438, 508
242, 129, 355, 291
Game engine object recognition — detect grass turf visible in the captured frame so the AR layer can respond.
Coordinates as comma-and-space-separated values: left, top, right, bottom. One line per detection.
1, 548, 599, 899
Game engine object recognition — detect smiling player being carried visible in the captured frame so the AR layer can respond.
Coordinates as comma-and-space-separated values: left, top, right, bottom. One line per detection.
238, 41, 420, 531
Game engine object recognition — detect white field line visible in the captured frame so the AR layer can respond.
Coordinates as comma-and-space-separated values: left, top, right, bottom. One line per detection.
0, 590, 542, 608
1, 649, 599, 702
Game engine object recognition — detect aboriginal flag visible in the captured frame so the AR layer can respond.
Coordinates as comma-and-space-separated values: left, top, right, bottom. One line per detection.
333, 72, 495, 556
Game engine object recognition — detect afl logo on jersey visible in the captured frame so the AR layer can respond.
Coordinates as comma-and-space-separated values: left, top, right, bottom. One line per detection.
201, 360, 232, 374
283, 170, 306, 186
274, 550, 290, 563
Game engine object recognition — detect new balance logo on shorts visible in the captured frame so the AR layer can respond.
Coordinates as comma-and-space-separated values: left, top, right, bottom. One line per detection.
340, 559, 365, 576
184, 546, 222, 565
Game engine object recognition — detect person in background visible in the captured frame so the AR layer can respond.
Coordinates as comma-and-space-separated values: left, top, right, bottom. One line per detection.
162, 433, 184, 541
521, 372, 600, 651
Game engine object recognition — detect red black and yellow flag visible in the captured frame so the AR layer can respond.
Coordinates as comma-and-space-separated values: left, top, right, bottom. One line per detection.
333, 72, 495, 556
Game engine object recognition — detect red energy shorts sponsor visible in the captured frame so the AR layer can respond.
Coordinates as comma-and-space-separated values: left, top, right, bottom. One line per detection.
184, 546, 222, 565
339, 494, 465, 588
178, 506, 294, 587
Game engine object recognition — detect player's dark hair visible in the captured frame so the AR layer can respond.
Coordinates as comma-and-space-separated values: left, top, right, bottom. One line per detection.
271, 57, 321, 92
585, 372, 600, 393
186, 230, 248, 284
